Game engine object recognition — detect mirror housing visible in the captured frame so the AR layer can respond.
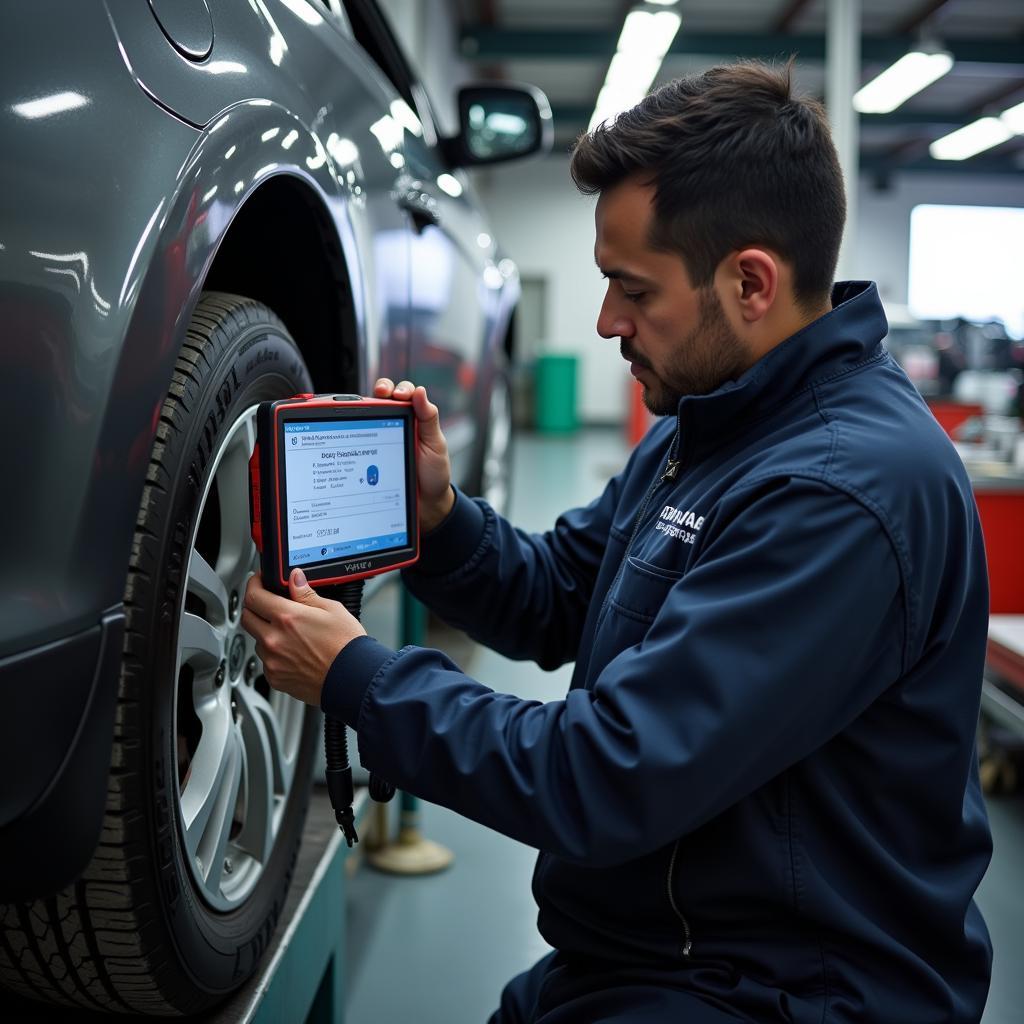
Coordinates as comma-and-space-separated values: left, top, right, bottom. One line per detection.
444, 83, 553, 168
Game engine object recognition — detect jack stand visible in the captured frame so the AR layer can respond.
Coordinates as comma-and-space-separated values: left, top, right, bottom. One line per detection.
365, 587, 454, 876
366, 790, 454, 875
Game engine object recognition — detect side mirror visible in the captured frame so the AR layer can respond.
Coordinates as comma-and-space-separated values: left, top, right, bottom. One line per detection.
445, 83, 553, 168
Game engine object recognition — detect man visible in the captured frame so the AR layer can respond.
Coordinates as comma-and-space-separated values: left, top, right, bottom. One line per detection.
242, 62, 993, 1022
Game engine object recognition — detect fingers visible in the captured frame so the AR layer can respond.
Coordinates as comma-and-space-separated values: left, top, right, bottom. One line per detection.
374, 378, 417, 402
244, 572, 290, 621
239, 605, 266, 639
287, 566, 324, 606
411, 385, 445, 448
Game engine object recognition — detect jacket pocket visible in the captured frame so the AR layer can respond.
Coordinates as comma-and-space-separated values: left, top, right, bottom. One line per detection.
609, 556, 682, 622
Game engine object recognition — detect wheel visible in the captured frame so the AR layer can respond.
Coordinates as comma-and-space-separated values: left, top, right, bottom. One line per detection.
0, 294, 320, 1015
475, 355, 514, 517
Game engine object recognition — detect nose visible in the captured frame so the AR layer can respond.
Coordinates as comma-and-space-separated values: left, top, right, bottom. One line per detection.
596, 290, 634, 341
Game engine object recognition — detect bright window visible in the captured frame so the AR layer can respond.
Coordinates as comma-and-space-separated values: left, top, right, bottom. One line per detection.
908, 204, 1024, 338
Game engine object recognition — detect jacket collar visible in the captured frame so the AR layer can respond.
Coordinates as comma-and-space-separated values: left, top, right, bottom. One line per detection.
673, 281, 889, 448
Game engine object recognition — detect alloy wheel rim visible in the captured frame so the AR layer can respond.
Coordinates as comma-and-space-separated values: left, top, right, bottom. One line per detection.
173, 404, 304, 910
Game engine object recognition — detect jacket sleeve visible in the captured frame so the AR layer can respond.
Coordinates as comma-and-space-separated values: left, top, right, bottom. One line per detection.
400, 473, 625, 670
327, 476, 906, 868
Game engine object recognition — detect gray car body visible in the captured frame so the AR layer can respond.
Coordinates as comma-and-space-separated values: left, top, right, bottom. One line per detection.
0, 0, 521, 895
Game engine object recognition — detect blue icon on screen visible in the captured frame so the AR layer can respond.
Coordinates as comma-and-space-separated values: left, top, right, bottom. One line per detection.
367, 465, 379, 486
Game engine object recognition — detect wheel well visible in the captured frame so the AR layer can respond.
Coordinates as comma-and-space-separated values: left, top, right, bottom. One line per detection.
203, 176, 358, 391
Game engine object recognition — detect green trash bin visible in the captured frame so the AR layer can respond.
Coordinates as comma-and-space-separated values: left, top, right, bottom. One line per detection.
535, 353, 578, 433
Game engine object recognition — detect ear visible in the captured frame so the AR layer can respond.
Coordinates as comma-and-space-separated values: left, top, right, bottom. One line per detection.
724, 249, 778, 324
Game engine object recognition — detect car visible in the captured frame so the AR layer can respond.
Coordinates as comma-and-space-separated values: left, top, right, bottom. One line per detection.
0, 0, 549, 1013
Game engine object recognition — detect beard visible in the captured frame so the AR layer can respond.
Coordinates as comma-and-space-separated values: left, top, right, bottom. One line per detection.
622, 289, 752, 416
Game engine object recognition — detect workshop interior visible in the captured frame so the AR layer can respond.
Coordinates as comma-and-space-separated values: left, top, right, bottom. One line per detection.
1, 0, 1023, 1021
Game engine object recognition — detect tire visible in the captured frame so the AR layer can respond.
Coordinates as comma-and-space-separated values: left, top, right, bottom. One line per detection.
473, 354, 514, 518
0, 294, 320, 1015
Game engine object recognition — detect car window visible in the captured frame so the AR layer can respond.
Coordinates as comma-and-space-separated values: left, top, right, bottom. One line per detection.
340, 0, 444, 178
339, 0, 417, 112
312, 1, 353, 35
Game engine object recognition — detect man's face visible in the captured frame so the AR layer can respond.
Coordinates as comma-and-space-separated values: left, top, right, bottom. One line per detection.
594, 176, 753, 415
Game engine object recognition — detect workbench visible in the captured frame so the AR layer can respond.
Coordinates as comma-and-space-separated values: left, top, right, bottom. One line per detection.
983, 616, 1024, 736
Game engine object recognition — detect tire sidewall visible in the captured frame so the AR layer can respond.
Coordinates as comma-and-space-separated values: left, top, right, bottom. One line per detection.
136, 298, 318, 996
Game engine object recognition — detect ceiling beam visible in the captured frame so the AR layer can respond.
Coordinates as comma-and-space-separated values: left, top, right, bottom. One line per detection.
868, 72, 1024, 175
773, 0, 815, 34
548, 105, 991, 132
861, 152, 1022, 176
893, 0, 952, 36
459, 27, 1024, 66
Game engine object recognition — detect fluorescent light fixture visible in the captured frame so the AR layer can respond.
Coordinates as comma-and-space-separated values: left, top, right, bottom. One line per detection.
281, 129, 299, 150
853, 51, 953, 114
930, 117, 1012, 161
588, 7, 681, 131
1000, 99, 1024, 135
13, 91, 88, 119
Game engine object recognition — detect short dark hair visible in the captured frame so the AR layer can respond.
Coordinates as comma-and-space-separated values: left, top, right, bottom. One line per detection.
570, 60, 846, 309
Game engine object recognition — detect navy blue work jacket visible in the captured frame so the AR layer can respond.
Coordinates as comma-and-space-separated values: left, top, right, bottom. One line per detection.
324, 282, 992, 1023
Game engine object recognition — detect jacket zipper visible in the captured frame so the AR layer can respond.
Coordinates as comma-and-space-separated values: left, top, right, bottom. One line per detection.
667, 838, 693, 959
594, 427, 695, 958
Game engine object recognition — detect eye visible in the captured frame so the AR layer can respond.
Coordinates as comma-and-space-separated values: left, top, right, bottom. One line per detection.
623, 291, 645, 303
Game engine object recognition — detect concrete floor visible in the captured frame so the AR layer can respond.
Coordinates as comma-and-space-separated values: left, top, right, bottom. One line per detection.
345, 428, 1023, 1024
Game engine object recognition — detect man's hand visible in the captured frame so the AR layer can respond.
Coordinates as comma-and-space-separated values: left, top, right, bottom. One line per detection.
374, 378, 454, 532
241, 569, 366, 707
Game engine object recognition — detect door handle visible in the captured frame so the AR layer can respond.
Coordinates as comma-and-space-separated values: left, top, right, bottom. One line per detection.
398, 189, 440, 233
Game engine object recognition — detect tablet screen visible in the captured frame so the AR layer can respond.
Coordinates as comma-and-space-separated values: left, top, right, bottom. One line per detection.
282, 417, 409, 568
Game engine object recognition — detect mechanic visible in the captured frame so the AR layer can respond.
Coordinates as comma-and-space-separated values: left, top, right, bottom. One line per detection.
241, 61, 993, 1023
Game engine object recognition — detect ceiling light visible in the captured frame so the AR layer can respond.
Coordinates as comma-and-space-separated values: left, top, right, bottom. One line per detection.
853, 51, 952, 114
930, 117, 1013, 161
588, 7, 681, 131
1000, 99, 1024, 135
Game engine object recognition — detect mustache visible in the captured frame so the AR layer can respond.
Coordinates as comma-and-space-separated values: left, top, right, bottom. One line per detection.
620, 341, 653, 371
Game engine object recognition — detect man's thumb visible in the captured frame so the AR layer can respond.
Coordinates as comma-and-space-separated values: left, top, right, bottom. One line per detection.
288, 567, 319, 604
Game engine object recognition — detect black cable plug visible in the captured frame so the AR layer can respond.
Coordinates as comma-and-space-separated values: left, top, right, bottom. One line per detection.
322, 580, 396, 846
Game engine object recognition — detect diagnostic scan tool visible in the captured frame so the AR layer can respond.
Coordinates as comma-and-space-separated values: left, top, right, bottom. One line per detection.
249, 395, 419, 594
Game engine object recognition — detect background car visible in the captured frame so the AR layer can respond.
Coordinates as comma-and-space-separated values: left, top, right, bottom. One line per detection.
0, 0, 549, 1014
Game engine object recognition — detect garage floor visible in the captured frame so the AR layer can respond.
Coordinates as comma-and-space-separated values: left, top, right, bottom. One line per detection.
346, 428, 1024, 1024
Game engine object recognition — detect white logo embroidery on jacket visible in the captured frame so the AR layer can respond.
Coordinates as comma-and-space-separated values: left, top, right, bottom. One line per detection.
655, 505, 704, 545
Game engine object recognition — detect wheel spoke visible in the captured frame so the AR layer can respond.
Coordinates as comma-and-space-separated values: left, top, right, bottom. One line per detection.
188, 549, 229, 626
233, 684, 279, 863
180, 612, 224, 670
180, 705, 234, 861
216, 408, 259, 592
197, 726, 244, 895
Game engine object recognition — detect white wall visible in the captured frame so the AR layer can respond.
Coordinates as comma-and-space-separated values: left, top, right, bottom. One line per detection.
476, 156, 625, 424
854, 174, 1024, 311
478, 156, 1024, 424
